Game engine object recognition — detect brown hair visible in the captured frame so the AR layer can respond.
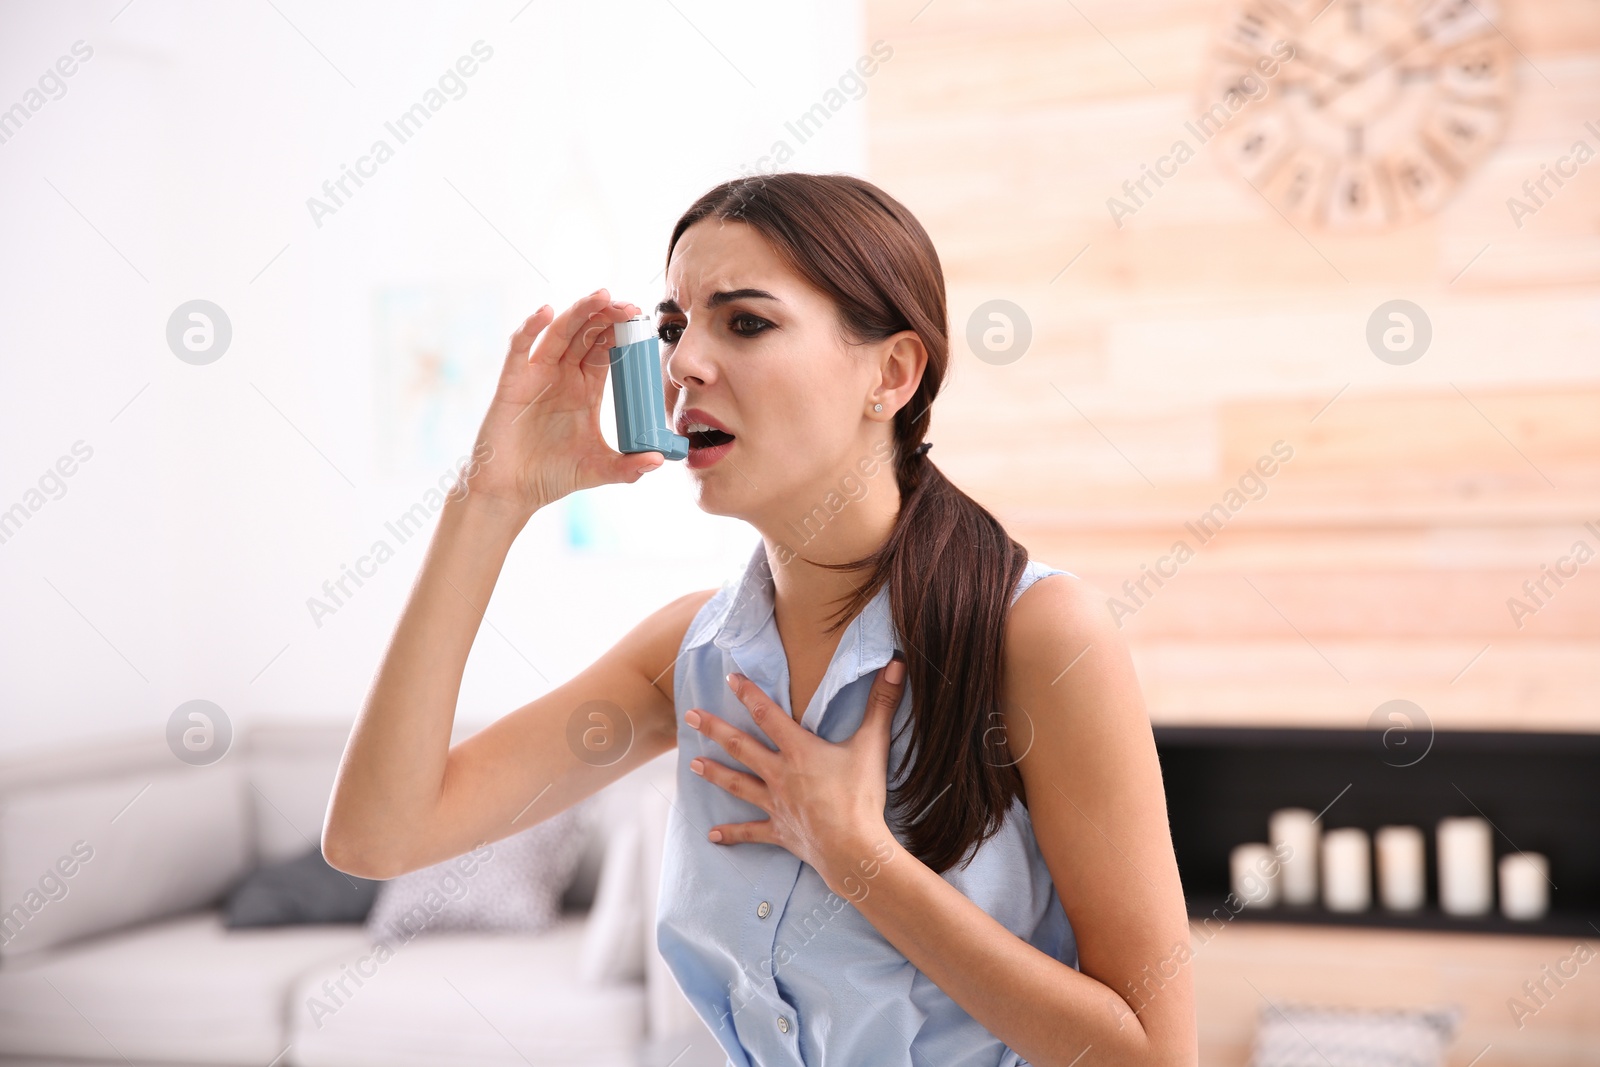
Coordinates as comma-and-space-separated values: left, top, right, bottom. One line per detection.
666, 173, 1030, 874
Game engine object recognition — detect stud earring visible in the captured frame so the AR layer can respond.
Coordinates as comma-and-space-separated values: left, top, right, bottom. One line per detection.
873, 403, 883, 413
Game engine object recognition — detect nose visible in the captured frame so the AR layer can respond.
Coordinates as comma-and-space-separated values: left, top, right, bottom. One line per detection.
664, 322, 714, 390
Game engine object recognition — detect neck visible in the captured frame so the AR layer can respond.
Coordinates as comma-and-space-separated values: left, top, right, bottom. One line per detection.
755, 468, 903, 637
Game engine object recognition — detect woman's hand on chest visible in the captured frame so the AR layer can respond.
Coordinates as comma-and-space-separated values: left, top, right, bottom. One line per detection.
684, 654, 907, 895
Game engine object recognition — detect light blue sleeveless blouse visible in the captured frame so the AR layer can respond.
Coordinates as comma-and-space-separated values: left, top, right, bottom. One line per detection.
657, 539, 1080, 1067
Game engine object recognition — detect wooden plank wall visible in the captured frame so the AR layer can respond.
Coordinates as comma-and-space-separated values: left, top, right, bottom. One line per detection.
864, 0, 1600, 733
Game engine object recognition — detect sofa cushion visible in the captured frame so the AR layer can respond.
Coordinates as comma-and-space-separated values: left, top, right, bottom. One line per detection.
0, 763, 250, 958
244, 723, 351, 866
365, 798, 593, 943
577, 813, 645, 985
0, 908, 369, 1064
225, 845, 381, 928
290, 913, 645, 1067
243, 720, 624, 915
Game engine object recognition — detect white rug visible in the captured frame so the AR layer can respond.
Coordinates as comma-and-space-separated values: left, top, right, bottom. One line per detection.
1249, 1003, 1461, 1067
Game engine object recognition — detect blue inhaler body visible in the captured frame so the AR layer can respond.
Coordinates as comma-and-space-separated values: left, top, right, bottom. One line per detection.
609, 314, 689, 461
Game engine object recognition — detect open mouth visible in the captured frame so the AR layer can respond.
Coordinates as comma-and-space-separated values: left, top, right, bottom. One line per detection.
678, 410, 736, 469
687, 427, 735, 450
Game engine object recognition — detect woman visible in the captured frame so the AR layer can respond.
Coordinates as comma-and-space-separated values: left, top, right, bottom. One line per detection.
323, 173, 1197, 1066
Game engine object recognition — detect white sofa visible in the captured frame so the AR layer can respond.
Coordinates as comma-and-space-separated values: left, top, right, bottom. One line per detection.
0, 721, 725, 1067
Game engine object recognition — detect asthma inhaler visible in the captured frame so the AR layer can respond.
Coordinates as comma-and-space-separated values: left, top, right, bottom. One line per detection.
609, 314, 689, 461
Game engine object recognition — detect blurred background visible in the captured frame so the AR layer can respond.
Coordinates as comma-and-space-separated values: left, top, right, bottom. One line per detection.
0, 0, 1596, 1065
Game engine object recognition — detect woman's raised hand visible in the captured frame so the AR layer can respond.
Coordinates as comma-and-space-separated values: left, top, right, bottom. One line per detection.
462, 289, 665, 519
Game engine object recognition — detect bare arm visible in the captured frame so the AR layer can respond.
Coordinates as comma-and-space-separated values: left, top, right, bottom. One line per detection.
322, 289, 703, 880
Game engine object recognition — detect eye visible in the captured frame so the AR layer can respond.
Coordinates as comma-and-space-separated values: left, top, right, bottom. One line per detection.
728, 313, 771, 337
656, 314, 771, 346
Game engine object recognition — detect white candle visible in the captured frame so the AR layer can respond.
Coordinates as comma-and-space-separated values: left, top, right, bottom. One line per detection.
1269, 808, 1319, 906
1375, 825, 1425, 912
1437, 816, 1494, 916
1499, 853, 1549, 921
1230, 843, 1278, 908
1321, 828, 1371, 912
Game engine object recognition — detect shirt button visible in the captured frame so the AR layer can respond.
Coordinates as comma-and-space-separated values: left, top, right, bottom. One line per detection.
777, 1014, 790, 1034
757, 900, 771, 919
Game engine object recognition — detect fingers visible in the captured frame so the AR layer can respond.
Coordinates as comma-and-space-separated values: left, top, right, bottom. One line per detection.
544, 291, 640, 366
724, 672, 806, 746
689, 754, 772, 813
507, 305, 555, 360
685, 705, 779, 778
508, 292, 641, 368
864, 652, 908, 728
704, 819, 777, 847
583, 299, 643, 355
573, 313, 616, 356
575, 306, 633, 368
612, 450, 665, 482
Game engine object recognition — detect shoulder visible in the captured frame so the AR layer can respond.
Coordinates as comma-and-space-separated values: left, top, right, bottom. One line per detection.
1006, 564, 1118, 660
657, 585, 724, 627
1001, 565, 1145, 734
624, 588, 722, 707
997, 564, 1154, 832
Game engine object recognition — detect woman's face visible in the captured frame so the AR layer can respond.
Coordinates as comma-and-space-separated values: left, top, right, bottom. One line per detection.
657, 217, 897, 522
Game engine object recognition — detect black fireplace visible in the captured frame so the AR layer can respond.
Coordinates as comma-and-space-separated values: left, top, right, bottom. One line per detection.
1154, 726, 1600, 937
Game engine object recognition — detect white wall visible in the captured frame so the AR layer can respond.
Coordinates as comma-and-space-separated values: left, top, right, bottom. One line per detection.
0, 0, 872, 756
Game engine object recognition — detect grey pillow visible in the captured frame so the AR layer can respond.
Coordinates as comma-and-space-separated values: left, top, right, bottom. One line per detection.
365, 798, 592, 945
223, 846, 381, 928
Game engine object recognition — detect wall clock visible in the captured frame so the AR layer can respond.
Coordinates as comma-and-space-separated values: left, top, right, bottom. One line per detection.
1204, 0, 1516, 229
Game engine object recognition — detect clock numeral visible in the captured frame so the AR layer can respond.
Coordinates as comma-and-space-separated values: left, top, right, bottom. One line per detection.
1206, 53, 1288, 111
1398, 163, 1431, 194
1217, 112, 1296, 184
1423, 99, 1507, 169
1325, 162, 1392, 228
1227, 9, 1269, 47
1418, 0, 1498, 48
1281, 164, 1322, 217
1260, 146, 1327, 222
1438, 39, 1513, 100
1218, 3, 1289, 59
1383, 149, 1457, 221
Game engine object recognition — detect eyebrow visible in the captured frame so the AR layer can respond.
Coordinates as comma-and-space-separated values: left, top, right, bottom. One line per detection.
654, 288, 781, 316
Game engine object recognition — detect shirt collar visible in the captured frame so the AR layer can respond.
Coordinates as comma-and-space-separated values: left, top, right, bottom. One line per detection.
685, 539, 903, 678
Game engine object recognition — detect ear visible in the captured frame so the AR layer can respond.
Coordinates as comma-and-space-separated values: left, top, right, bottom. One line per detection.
874, 330, 927, 414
